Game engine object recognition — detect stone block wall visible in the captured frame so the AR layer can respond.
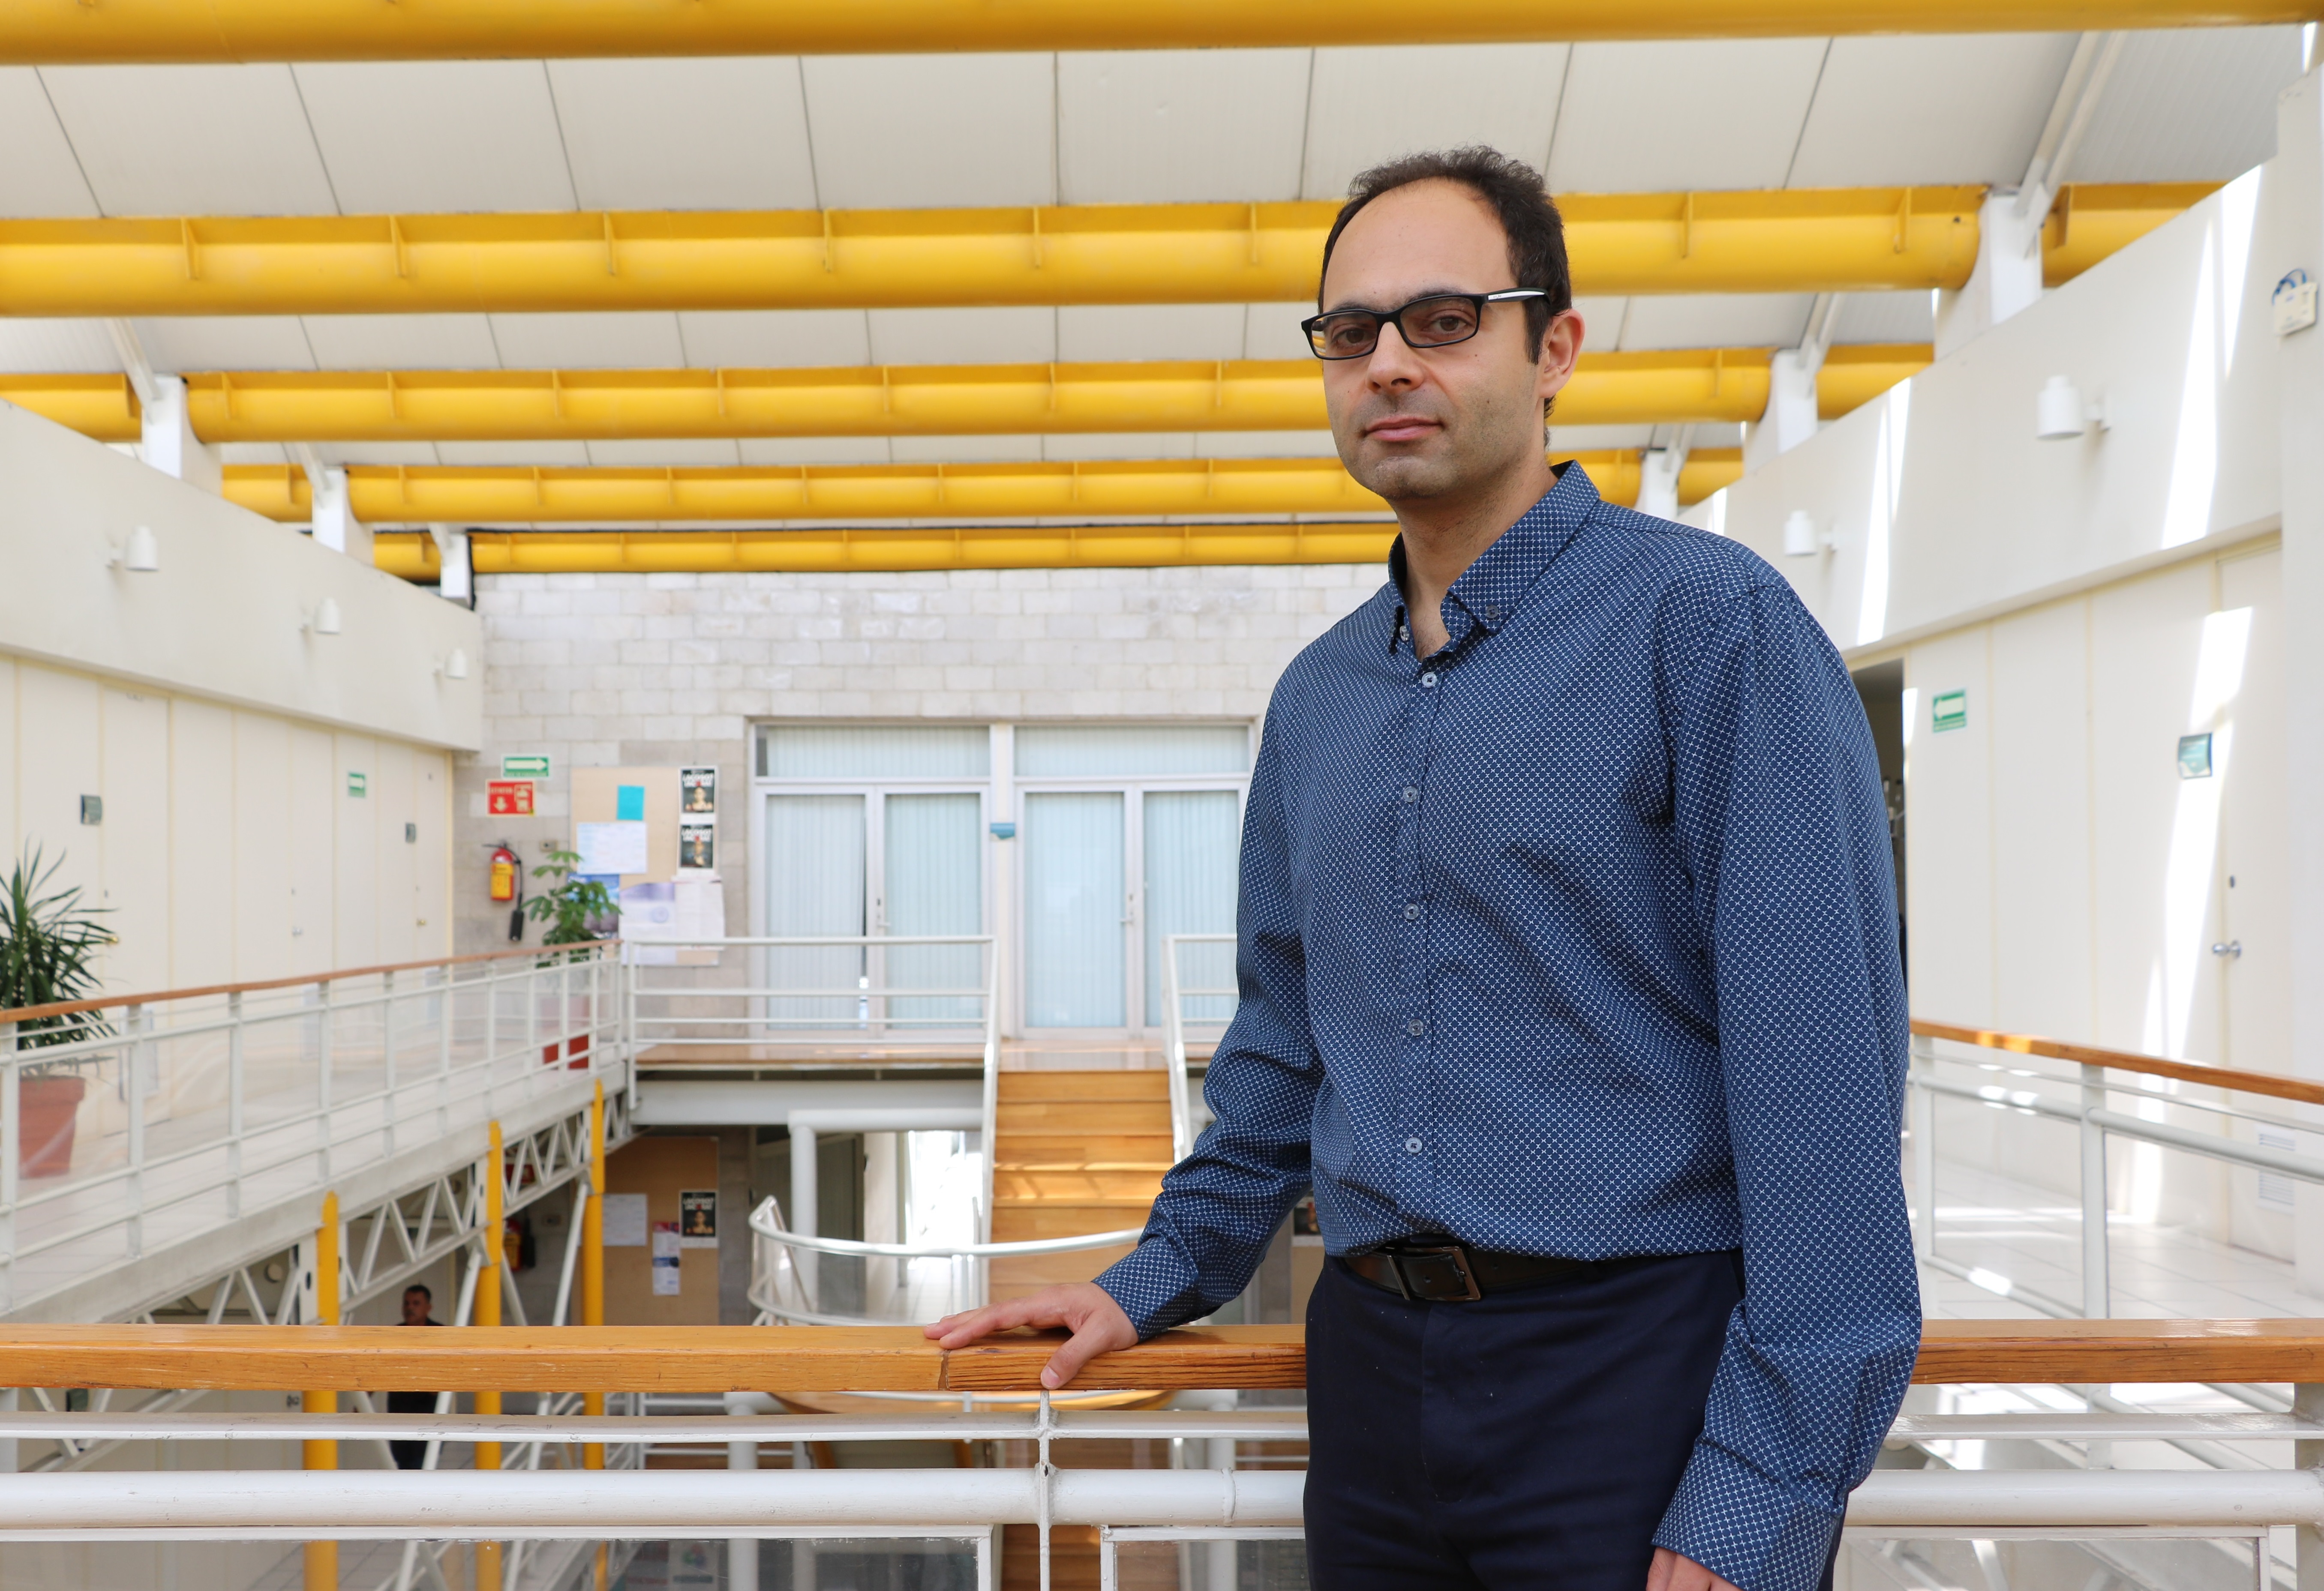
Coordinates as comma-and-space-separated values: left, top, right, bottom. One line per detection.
457, 564, 1380, 953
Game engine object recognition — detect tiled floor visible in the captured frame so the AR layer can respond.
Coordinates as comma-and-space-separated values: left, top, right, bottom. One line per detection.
1916, 1154, 2324, 1322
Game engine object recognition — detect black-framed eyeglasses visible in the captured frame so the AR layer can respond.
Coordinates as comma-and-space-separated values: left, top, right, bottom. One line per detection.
1301, 290, 1548, 360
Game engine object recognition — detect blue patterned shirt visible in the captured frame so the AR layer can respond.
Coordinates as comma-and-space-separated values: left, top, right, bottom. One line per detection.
1095, 465, 1919, 1591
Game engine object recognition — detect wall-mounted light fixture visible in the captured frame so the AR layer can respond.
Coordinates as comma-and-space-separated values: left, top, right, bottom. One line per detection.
107, 524, 160, 573
1783, 510, 1830, 559
306, 597, 343, 636
2036, 376, 2111, 440
438, 647, 470, 680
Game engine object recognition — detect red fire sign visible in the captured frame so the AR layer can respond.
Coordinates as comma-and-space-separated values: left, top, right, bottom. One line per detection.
488, 780, 535, 816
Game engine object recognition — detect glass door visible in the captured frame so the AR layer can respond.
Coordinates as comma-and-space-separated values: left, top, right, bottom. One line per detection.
1142, 790, 1241, 1026
763, 794, 868, 1025
884, 792, 986, 1025
1022, 791, 1128, 1028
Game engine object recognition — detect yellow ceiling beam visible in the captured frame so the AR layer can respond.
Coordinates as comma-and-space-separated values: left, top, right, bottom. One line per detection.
5, 0, 2313, 64
360, 451, 1742, 577
2043, 182, 2223, 286
0, 189, 2001, 316
0, 345, 1922, 446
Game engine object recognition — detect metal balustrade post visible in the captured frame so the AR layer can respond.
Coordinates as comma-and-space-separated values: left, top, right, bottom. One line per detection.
316, 980, 335, 1185
438, 964, 454, 1142
483, 963, 499, 1122
2079, 1061, 2111, 1318
525, 960, 540, 1085
302, 1190, 341, 1591
583, 1083, 607, 1471
476, 1121, 506, 1591
2299, 1381, 2324, 1591
125, 1003, 147, 1259
226, 993, 245, 1220
2, 1021, 18, 1314
1909, 1033, 1936, 1264
381, 969, 398, 1160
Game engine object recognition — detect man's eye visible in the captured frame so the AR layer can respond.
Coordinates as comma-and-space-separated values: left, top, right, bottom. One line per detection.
1327, 323, 1372, 349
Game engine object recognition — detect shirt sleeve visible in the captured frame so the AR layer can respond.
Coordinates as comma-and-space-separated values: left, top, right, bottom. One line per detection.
1650, 581, 1922, 1591
1093, 703, 1323, 1336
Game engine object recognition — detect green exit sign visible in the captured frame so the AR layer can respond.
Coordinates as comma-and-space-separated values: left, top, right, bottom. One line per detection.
347, 771, 367, 797
502, 754, 552, 778
1931, 690, 1968, 733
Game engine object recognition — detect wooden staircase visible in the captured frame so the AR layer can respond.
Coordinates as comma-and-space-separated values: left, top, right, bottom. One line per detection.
988, 1070, 1174, 1304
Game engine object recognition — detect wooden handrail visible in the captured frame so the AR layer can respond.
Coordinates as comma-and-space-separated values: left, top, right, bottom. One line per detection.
1913, 1018, 2324, 1109
0, 940, 616, 1028
2, 1321, 2322, 1393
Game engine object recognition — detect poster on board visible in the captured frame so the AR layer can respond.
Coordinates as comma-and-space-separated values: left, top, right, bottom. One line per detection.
679, 1190, 718, 1248
681, 767, 717, 815
651, 1221, 682, 1295
678, 821, 715, 871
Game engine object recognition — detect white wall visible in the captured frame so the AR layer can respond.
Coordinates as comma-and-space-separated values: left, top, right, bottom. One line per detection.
0, 400, 472, 992
0, 654, 455, 992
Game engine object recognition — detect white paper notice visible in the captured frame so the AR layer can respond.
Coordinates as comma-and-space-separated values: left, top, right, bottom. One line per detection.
651, 1225, 682, 1260
602, 1193, 648, 1247
576, 820, 649, 876
675, 874, 727, 941
650, 1220, 682, 1296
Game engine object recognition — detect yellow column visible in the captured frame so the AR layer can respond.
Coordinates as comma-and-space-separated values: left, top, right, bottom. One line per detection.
582, 1084, 607, 1471
303, 1191, 340, 1591
476, 1124, 504, 1591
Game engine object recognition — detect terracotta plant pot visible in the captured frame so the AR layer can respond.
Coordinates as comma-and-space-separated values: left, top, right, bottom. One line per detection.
18, 1073, 87, 1179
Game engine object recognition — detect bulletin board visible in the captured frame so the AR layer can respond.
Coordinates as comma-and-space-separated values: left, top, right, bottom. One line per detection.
603, 1136, 722, 1326
570, 766, 682, 885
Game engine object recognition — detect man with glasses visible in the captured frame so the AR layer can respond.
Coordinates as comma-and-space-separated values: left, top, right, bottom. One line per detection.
931, 147, 1916, 1591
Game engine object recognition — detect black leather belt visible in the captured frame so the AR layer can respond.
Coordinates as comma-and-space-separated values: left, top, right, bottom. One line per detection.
1343, 1239, 1594, 1302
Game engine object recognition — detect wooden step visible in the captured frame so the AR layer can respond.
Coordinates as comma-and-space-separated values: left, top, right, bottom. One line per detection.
997, 1100, 1174, 1133
998, 1070, 1171, 1102
989, 1243, 1137, 1295
1002, 1524, 1100, 1591
991, 1134, 1176, 1170
992, 1204, 1154, 1241
993, 1167, 1168, 1202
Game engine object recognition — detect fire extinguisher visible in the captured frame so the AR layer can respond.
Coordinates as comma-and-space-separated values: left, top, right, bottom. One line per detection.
488, 842, 525, 941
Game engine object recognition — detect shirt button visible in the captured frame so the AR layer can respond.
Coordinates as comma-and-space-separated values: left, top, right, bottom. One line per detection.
1404, 903, 1422, 920
1420, 672, 1438, 688
1405, 1137, 1423, 1154
1401, 787, 1420, 804
1486, 605, 1502, 621
1407, 1019, 1426, 1037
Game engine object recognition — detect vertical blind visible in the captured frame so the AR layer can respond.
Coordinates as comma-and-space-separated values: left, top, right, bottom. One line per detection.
1023, 791, 1126, 1028
762, 794, 867, 1024
1142, 791, 1241, 1027
884, 793, 984, 1025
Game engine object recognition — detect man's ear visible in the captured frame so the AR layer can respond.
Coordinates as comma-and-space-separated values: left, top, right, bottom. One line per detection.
1536, 309, 1585, 408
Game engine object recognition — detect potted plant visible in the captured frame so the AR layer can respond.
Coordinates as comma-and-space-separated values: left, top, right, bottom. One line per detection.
525, 845, 614, 1068
0, 847, 114, 1178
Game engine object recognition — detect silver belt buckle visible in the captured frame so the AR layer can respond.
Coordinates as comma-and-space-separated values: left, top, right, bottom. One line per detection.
1390, 1241, 1483, 1302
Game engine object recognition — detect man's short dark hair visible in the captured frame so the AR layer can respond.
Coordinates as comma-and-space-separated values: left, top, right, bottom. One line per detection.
404, 1283, 432, 1301
1318, 147, 1571, 359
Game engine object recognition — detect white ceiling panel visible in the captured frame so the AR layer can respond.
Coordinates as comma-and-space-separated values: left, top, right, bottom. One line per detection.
676, 311, 872, 369
1833, 291, 1937, 343
296, 62, 576, 214
867, 307, 1056, 365
132, 316, 317, 371
486, 312, 688, 368
548, 57, 820, 212
218, 442, 292, 464
1302, 45, 1569, 199
434, 440, 592, 466
1569, 295, 1628, 350
803, 54, 1055, 209
300, 314, 503, 369
1040, 431, 1197, 460
1243, 304, 1318, 360
1616, 293, 1816, 351
2070, 27, 2301, 183
585, 439, 746, 467
315, 442, 444, 466
1547, 39, 1830, 193
1788, 34, 2075, 188
1058, 50, 1309, 204
41, 65, 337, 216
1548, 423, 1656, 450
889, 434, 1046, 463
739, 437, 895, 465
0, 71, 97, 217
1195, 429, 1340, 458
0, 319, 123, 373
1057, 304, 1249, 363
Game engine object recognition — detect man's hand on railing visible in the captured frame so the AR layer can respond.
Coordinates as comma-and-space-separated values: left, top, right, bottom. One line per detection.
923, 1283, 1138, 1390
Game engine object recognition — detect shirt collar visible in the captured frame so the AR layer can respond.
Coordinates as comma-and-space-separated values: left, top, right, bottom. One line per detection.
1384, 461, 1603, 653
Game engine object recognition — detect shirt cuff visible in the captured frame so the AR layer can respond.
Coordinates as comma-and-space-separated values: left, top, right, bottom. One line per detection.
1651, 1438, 1843, 1591
1092, 1236, 1210, 1339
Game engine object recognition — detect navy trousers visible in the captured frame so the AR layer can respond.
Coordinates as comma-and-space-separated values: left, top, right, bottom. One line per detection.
1304, 1249, 1833, 1591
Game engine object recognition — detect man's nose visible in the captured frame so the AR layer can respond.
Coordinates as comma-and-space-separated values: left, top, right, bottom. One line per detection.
1366, 319, 1426, 388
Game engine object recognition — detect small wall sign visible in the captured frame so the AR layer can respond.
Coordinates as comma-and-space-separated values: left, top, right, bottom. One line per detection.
488, 779, 536, 816
501, 754, 552, 778
1931, 690, 1968, 733
2177, 732, 2214, 779
346, 772, 367, 797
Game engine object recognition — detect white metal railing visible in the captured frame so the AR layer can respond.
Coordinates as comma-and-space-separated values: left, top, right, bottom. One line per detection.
1160, 932, 1236, 1163
626, 933, 998, 1054
0, 943, 627, 1316
746, 1194, 1140, 1326
1909, 1024, 2324, 1319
